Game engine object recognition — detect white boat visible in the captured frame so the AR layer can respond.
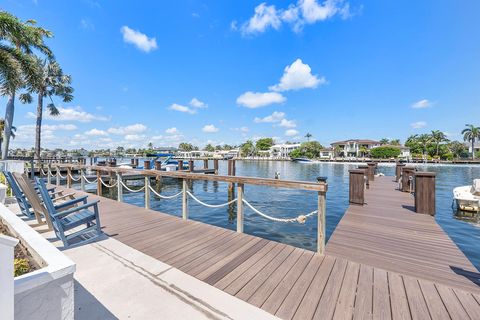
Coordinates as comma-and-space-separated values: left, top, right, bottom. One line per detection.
453, 179, 480, 212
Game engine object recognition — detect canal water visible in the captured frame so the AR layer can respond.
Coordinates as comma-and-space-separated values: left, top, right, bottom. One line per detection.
78, 160, 480, 270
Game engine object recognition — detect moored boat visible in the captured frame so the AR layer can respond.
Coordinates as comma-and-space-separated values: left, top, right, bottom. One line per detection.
453, 179, 480, 212
291, 157, 313, 163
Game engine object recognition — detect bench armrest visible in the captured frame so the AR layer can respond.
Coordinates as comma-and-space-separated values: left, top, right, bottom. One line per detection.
54, 195, 88, 210
54, 200, 99, 218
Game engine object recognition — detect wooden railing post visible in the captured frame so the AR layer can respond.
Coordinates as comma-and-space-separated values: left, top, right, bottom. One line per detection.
237, 183, 244, 233
116, 172, 123, 202
401, 167, 415, 193
144, 176, 150, 209
395, 163, 405, 182
414, 172, 436, 215
80, 168, 85, 191
317, 177, 327, 255
349, 169, 365, 205
47, 164, 52, 185
67, 167, 72, 188
367, 162, 376, 181
96, 170, 102, 196
182, 178, 188, 220
0, 235, 19, 320
56, 168, 60, 186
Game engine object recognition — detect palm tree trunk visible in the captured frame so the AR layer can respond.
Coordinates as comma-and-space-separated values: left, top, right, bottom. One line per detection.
35, 92, 43, 161
2, 93, 15, 160
473, 139, 476, 160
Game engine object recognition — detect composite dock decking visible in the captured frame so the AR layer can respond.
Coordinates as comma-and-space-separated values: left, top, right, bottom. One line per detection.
59, 176, 480, 320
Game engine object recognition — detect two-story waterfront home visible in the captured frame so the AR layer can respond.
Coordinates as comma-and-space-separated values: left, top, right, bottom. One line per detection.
331, 139, 381, 158
269, 143, 301, 158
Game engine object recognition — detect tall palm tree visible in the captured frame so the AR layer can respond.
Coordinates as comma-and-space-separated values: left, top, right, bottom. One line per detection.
417, 134, 431, 158
305, 132, 312, 142
379, 138, 389, 145
462, 124, 480, 160
0, 11, 53, 159
20, 58, 73, 160
430, 130, 449, 156
390, 139, 401, 146
0, 118, 16, 152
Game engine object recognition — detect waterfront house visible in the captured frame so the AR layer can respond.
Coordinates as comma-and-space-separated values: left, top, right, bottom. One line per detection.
331, 139, 381, 158
269, 143, 301, 158
319, 148, 335, 159
469, 141, 480, 155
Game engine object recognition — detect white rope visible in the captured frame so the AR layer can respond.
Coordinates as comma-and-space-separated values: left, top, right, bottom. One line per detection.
68, 173, 81, 182
57, 171, 67, 179
242, 198, 317, 224
148, 185, 183, 199
120, 180, 145, 193
100, 178, 118, 188
82, 174, 98, 184
40, 168, 48, 176
186, 191, 237, 208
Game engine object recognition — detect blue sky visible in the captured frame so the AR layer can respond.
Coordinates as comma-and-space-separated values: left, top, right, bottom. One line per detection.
1, 0, 480, 150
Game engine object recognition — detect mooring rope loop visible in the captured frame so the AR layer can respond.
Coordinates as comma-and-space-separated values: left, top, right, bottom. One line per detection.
40, 168, 49, 176
82, 174, 98, 184
242, 198, 317, 224
186, 191, 237, 208
148, 185, 183, 199
120, 180, 145, 193
100, 178, 118, 188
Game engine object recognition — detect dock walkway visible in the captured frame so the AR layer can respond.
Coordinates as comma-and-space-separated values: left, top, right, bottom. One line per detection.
59, 175, 480, 319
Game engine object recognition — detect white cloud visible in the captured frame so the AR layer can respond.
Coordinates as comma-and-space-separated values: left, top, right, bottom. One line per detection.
240, 126, 249, 133
124, 134, 146, 141
202, 124, 219, 133
44, 124, 77, 131
107, 123, 147, 135
241, 3, 282, 35
85, 128, 108, 136
278, 118, 297, 128
168, 103, 197, 114
236, 91, 286, 108
411, 121, 427, 129
27, 106, 110, 122
285, 129, 299, 136
165, 127, 179, 134
254, 111, 286, 123
270, 58, 325, 91
411, 99, 433, 109
80, 18, 94, 30
189, 98, 207, 109
120, 26, 158, 53
237, 0, 351, 36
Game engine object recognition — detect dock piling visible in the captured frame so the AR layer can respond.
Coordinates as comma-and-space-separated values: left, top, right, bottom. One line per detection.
203, 159, 209, 170
182, 179, 188, 220
189, 160, 194, 172
178, 160, 184, 171
401, 167, 415, 193
80, 168, 85, 191
349, 169, 365, 205
367, 162, 376, 181
213, 159, 219, 175
317, 177, 328, 255
47, 164, 52, 185
96, 170, 102, 196
144, 160, 151, 170
395, 163, 405, 182
144, 176, 150, 209
56, 169, 60, 186
67, 167, 72, 188
116, 172, 123, 202
415, 172, 436, 215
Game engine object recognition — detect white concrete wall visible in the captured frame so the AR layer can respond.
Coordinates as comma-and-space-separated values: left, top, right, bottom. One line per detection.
14, 274, 74, 320
0, 203, 75, 320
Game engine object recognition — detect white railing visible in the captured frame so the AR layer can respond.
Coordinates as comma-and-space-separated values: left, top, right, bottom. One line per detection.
0, 235, 19, 320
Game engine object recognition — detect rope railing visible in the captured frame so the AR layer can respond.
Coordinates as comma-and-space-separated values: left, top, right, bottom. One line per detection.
148, 185, 183, 199
242, 198, 316, 224
119, 180, 145, 193
82, 174, 98, 184
57, 171, 67, 179
68, 172, 81, 182
100, 177, 118, 188
186, 191, 237, 208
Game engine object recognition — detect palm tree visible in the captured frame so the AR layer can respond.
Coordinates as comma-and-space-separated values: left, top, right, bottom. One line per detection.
305, 132, 312, 142
0, 11, 53, 159
462, 124, 480, 160
379, 138, 389, 145
390, 139, 401, 146
0, 118, 16, 152
20, 58, 73, 160
417, 134, 431, 158
430, 130, 449, 156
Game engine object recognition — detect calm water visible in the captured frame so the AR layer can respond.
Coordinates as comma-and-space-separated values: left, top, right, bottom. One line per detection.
77, 160, 480, 270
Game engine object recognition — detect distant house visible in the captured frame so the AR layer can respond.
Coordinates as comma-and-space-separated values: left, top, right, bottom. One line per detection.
269, 143, 301, 158
319, 148, 335, 159
330, 139, 381, 158
469, 141, 480, 155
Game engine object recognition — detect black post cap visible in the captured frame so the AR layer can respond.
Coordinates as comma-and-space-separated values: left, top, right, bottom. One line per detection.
317, 176, 328, 183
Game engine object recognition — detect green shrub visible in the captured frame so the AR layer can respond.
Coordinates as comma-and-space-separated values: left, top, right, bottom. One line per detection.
14, 258, 30, 277
370, 146, 401, 159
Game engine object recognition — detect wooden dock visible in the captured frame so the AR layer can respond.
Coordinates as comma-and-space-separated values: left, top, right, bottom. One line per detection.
56, 173, 480, 320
